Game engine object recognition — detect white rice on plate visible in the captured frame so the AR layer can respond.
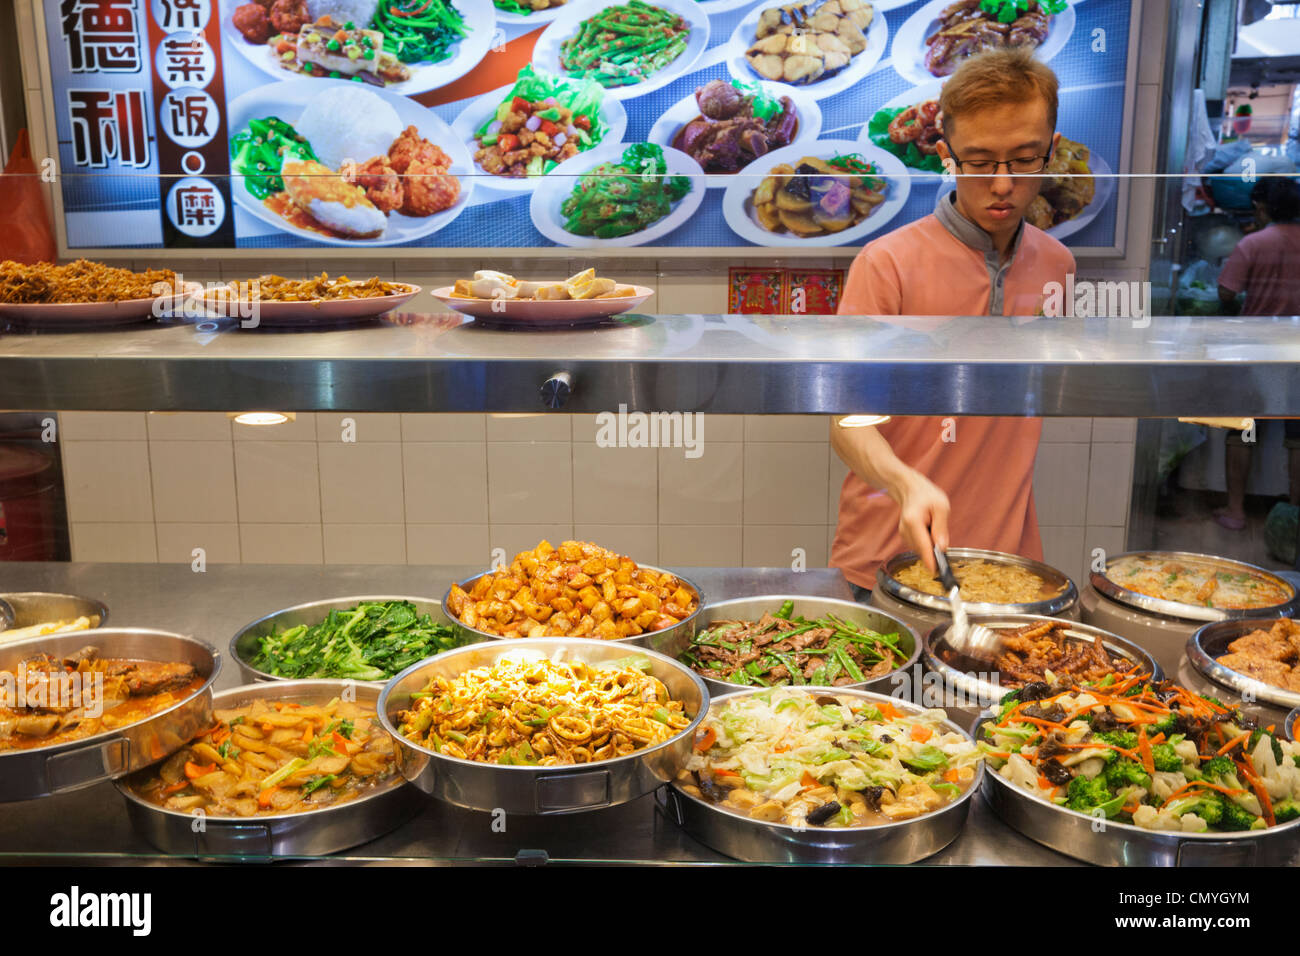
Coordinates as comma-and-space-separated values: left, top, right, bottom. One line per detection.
294, 86, 403, 170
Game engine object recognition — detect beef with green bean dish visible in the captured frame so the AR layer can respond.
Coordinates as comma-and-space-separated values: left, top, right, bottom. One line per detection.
679, 601, 909, 687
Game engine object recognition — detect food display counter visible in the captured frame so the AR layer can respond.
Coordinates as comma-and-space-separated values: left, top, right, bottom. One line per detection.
1, 313, 1299, 415
3, 312, 1300, 870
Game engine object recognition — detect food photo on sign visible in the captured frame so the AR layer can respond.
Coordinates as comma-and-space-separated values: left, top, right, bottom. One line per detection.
29, 0, 1129, 253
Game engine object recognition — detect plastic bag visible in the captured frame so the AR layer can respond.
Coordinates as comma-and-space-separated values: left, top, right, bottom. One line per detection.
0, 130, 57, 265
1264, 501, 1297, 566
1157, 420, 1207, 484
1176, 259, 1223, 315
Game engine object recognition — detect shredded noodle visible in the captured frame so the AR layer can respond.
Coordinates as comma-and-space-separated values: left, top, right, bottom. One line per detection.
0, 259, 176, 304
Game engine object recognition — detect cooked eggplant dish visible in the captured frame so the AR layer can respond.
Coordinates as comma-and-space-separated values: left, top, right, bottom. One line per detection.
679, 600, 907, 687
681, 688, 980, 827
981, 673, 1300, 832
672, 79, 799, 174
752, 152, 888, 237
745, 0, 874, 86
129, 696, 398, 816
0, 646, 202, 752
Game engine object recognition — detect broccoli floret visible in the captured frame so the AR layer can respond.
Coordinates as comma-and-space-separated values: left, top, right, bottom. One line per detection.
1219, 800, 1262, 831
1199, 693, 1227, 709
997, 689, 1020, 720
1200, 755, 1241, 783
1103, 758, 1152, 791
1149, 711, 1180, 736
1249, 728, 1285, 765
1151, 742, 1184, 773
1065, 775, 1126, 818
1273, 798, 1300, 824
1166, 790, 1226, 825
1094, 729, 1138, 750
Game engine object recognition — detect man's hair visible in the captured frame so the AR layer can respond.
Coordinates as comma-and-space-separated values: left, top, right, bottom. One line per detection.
1250, 176, 1300, 223
939, 46, 1059, 140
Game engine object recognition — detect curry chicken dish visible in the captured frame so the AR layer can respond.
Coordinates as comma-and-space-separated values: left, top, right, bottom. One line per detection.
0, 646, 201, 752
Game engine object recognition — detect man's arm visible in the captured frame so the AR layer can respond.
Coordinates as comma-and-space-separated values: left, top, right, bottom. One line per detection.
830, 419, 950, 572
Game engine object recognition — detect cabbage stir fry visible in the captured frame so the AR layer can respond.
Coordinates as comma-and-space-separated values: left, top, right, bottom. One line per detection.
680, 688, 981, 827
980, 672, 1300, 833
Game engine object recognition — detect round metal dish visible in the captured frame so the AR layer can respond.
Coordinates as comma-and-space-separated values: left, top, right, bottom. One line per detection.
877, 548, 1078, 616
229, 595, 457, 685
0, 592, 109, 638
660, 595, 920, 700
659, 687, 983, 863
1187, 617, 1300, 711
379, 637, 708, 815
925, 614, 1163, 710
973, 709, 1300, 865
1090, 550, 1299, 624
117, 680, 421, 860
0, 628, 219, 803
442, 565, 704, 655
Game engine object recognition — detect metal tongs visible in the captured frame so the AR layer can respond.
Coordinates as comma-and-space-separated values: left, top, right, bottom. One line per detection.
934, 546, 1001, 664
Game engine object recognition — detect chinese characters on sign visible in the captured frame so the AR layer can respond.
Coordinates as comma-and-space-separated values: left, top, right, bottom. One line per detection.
61, 0, 143, 73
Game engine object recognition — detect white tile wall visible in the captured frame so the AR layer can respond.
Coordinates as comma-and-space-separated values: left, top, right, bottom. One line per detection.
57, 413, 1135, 574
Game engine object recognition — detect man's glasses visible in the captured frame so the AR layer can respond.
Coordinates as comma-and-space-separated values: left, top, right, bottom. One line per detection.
944, 140, 1052, 175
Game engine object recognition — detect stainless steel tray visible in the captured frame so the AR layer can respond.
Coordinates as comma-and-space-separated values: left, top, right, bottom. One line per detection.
443, 564, 704, 655
379, 637, 708, 815
1091, 550, 1299, 624
659, 687, 983, 863
229, 595, 457, 684
0, 592, 108, 638
972, 709, 1300, 866
0, 598, 11, 632
925, 614, 1163, 709
877, 547, 1077, 617
1188, 618, 1300, 711
659, 595, 919, 700
0, 628, 219, 803
117, 680, 420, 860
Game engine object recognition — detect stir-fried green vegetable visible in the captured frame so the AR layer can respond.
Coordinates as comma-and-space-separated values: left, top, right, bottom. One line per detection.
979, 0, 1067, 23
229, 117, 317, 200
560, 143, 691, 238
250, 600, 467, 681
371, 0, 467, 64
558, 1, 691, 88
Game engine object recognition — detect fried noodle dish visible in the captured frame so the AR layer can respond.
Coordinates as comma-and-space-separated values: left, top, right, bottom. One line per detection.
0, 260, 177, 304
129, 696, 398, 816
894, 557, 1060, 603
397, 654, 692, 765
211, 272, 406, 302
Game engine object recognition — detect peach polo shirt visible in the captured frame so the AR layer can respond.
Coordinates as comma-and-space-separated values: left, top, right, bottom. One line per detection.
831, 192, 1077, 589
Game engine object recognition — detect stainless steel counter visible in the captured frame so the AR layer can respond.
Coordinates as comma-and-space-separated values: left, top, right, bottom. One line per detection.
0, 562, 1081, 866
2, 313, 1298, 415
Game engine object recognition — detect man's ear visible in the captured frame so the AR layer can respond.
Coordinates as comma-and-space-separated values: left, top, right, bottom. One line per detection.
1050, 130, 1061, 157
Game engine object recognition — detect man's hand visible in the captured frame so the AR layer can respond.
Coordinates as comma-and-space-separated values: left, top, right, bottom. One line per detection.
894, 471, 951, 573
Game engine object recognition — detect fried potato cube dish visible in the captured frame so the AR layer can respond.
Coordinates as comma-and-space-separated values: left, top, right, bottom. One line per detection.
447, 539, 698, 639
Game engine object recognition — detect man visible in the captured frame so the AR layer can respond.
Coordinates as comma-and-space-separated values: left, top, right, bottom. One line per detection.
1214, 176, 1300, 530
831, 45, 1076, 596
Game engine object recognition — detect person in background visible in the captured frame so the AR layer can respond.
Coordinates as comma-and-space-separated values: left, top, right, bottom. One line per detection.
1214, 176, 1300, 530
830, 46, 1075, 597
